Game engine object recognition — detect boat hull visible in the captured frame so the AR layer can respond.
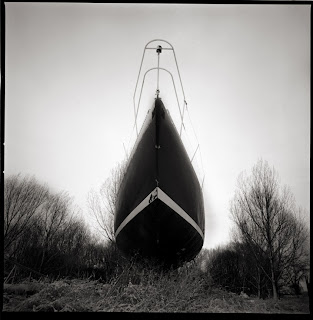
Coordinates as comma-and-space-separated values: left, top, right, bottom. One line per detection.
114, 98, 205, 265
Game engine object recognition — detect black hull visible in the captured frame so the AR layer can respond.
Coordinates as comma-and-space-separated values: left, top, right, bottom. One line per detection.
114, 98, 205, 265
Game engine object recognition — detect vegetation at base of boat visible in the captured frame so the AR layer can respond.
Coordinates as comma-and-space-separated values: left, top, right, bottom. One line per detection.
3, 255, 310, 313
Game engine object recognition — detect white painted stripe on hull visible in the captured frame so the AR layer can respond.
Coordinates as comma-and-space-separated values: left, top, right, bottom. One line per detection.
115, 188, 158, 238
157, 188, 204, 239
115, 187, 203, 240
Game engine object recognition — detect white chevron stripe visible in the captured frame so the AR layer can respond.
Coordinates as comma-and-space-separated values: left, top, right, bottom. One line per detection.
157, 188, 204, 239
115, 188, 158, 238
115, 187, 203, 239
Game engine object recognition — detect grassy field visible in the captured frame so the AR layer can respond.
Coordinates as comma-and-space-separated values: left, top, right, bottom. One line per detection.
2, 263, 310, 313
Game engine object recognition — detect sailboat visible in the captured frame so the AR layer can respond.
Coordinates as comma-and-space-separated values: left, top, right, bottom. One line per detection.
114, 40, 205, 266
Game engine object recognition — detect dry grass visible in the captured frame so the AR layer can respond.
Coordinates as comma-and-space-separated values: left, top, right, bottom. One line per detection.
2, 263, 310, 313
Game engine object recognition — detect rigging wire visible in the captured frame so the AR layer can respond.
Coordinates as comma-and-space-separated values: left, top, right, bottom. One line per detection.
184, 104, 206, 189
130, 39, 206, 189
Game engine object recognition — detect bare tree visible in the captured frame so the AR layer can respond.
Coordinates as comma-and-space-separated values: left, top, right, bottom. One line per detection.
230, 159, 309, 299
87, 161, 126, 243
58, 219, 91, 274
4, 174, 49, 255
37, 191, 73, 272
279, 208, 310, 294
3, 174, 122, 279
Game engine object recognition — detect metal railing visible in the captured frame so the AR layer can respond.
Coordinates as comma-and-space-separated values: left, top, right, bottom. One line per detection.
133, 39, 187, 137
130, 39, 205, 189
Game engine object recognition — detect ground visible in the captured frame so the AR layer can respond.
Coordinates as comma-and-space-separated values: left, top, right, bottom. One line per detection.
2, 279, 310, 313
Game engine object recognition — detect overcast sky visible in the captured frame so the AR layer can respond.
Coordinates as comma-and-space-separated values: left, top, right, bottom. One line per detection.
4, 3, 310, 249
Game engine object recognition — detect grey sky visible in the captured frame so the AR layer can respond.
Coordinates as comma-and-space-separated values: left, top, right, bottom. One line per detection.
4, 3, 310, 249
